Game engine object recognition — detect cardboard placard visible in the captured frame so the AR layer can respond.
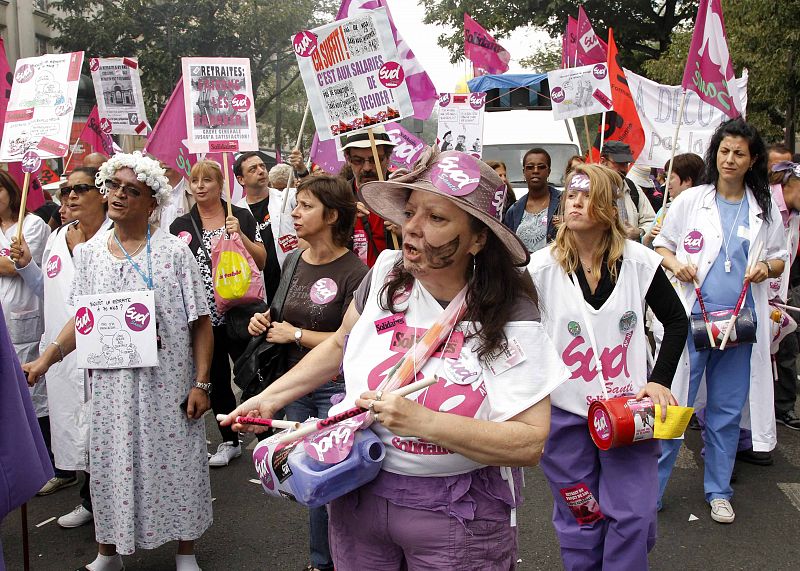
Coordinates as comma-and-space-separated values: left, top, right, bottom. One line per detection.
180, 58, 259, 154
547, 63, 613, 121
436, 92, 486, 158
74, 290, 158, 369
293, 7, 413, 141
0, 52, 84, 160
89, 57, 150, 135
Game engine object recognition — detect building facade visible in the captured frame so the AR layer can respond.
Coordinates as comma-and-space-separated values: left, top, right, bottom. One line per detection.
0, 0, 58, 67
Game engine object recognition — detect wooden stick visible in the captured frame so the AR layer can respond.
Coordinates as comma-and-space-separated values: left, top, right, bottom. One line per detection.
15, 172, 31, 242
661, 90, 688, 213
61, 135, 82, 175
367, 127, 400, 249
582, 115, 593, 163
599, 111, 607, 157
222, 152, 233, 218
719, 241, 763, 350
295, 102, 310, 150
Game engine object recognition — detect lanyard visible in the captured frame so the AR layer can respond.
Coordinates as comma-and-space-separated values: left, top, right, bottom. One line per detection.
716, 194, 745, 273
113, 225, 153, 290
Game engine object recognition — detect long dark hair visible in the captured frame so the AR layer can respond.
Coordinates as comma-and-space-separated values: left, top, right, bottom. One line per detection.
379, 216, 538, 363
0, 170, 23, 217
703, 118, 771, 223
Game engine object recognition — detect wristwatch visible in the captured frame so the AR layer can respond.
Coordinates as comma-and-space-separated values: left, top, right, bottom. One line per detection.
294, 328, 303, 348
194, 381, 212, 394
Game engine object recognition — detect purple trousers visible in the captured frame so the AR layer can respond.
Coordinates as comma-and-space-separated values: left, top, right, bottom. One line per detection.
540, 407, 659, 571
328, 481, 517, 570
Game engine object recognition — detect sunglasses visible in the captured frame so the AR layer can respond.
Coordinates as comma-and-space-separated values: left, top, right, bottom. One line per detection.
103, 178, 144, 197
60, 184, 97, 198
348, 155, 385, 167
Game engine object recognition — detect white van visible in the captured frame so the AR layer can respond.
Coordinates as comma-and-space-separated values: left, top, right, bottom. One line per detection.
469, 74, 583, 198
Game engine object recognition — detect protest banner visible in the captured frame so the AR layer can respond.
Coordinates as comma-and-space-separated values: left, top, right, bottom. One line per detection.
89, 57, 150, 135
0, 51, 84, 161
180, 57, 259, 155
294, 7, 414, 141
463, 13, 510, 77
548, 63, 613, 121
74, 290, 158, 369
436, 92, 486, 158
626, 69, 748, 168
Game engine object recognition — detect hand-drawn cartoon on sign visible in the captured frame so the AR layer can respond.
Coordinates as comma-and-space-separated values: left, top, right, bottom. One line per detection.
294, 7, 414, 141
180, 57, 259, 154
74, 290, 158, 369
547, 63, 613, 121
436, 92, 485, 158
0, 52, 84, 160
89, 57, 150, 135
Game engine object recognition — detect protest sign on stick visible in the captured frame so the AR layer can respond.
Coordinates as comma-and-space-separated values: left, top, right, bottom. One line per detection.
293, 7, 414, 141
89, 57, 149, 135
436, 92, 486, 158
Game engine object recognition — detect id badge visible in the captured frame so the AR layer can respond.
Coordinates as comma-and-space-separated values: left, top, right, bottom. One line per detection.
74, 290, 159, 369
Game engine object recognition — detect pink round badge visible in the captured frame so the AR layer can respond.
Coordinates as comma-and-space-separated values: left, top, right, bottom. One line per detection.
0, 248, 9, 257
75, 307, 95, 336
125, 302, 151, 332
89, 58, 100, 72
15, 64, 34, 83
293, 31, 318, 58
683, 230, 704, 254
469, 92, 486, 110
592, 64, 608, 79
592, 408, 611, 442
177, 231, 192, 245
310, 278, 338, 305
99, 118, 112, 134
231, 94, 251, 113
46, 255, 62, 278
378, 61, 404, 89
438, 93, 451, 107
551, 86, 566, 103
252, 446, 274, 491
21, 151, 41, 173
429, 154, 481, 197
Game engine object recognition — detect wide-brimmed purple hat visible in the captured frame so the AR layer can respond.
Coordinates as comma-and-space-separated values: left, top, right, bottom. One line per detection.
359, 147, 529, 266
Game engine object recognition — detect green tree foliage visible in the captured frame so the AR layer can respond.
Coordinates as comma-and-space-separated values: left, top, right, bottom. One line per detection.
420, 0, 699, 71
45, 0, 338, 149
643, 0, 800, 146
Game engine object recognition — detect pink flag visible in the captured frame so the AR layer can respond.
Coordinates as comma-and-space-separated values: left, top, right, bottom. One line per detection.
78, 106, 118, 157
562, 16, 579, 68
463, 13, 510, 76
576, 6, 608, 66
682, 0, 743, 118
0, 38, 12, 145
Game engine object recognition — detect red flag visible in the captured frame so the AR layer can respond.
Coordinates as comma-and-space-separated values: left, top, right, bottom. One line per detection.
76, 106, 118, 157
0, 38, 12, 145
592, 29, 645, 162
562, 16, 579, 68
576, 6, 608, 66
464, 13, 510, 76
682, 0, 743, 118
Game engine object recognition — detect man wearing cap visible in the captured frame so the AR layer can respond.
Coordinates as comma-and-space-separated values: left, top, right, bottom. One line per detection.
600, 141, 655, 241
503, 147, 561, 253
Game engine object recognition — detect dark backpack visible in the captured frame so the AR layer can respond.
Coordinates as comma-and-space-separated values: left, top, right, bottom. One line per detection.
625, 178, 640, 212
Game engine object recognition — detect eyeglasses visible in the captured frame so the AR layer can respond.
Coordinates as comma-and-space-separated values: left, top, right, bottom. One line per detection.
348, 155, 385, 167
60, 184, 96, 198
103, 178, 144, 197
524, 163, 550, 172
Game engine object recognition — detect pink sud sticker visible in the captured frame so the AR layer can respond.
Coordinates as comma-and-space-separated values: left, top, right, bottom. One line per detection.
430, 154, 481, 197
15, 64, 34, 83
75, 307, 95, 335
252, 445, 274, 491
551, 86, 566, 103
310, 278, 338, 304
231, 94, 251, 113
293, 30, 318, 58
99, 118, 113, 134
438, 93, 451, 107
125, 303, 151, 332
591, 408, 611, 442
89, 58, 100, 72
21, 151, 41, 173
45, 255, 62, 278
177, 231, 192, 245
683, 230, 704, 254
592, 64, 608, 79
303, 417, 363, 463
378, 61, 404, 88
469, 92, 486, 110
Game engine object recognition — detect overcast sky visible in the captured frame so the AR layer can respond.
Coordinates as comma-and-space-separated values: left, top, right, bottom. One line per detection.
385, 0, 551, 92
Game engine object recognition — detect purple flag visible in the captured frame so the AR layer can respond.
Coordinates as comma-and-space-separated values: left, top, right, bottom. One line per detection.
79, 106, 118, 157
562, 16, 579, 68
463, 13, 510, 76
576, 6, 608, 66
682, 0, 743, 118
0, 38, 12, 145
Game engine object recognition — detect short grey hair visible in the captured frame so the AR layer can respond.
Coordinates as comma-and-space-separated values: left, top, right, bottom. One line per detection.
269, 164, 292, 188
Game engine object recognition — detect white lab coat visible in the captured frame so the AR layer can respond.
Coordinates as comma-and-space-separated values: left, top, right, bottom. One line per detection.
654, 184, 788, 452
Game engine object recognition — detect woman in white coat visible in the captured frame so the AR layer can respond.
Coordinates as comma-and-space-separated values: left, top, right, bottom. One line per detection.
654, 118, 787, 524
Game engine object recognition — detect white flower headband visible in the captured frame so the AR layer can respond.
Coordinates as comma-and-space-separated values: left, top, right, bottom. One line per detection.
95, 151, 172, 207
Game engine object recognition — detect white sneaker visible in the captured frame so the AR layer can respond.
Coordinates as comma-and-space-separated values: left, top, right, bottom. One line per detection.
58, 505, 94, 528
710, 498, 735, 523
208, 442, 241, 467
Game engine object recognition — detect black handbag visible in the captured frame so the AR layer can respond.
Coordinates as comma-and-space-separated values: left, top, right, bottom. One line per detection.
233, 249, 302, 400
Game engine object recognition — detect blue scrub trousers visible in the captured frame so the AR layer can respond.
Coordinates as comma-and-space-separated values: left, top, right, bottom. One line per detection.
658, 340, 752, 504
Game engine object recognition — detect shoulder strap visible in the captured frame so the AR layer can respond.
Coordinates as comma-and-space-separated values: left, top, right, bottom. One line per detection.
270, 248, 302, 321
189, 215, 212, 264
625, 178, 640, 211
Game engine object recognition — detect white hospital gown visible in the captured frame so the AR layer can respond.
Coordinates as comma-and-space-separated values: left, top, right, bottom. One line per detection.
69, 228, 212, 554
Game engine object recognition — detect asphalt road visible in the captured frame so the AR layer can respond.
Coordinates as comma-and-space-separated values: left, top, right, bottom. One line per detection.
4, 408, 800, 571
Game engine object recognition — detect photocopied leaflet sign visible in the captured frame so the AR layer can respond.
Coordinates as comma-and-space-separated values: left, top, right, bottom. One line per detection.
293, 7, 414, 140
89, 57, 150, 135
74, 290, 158, 369
180, 57, 259, 154
0, 51, 84, 160
547, 63, 613, 121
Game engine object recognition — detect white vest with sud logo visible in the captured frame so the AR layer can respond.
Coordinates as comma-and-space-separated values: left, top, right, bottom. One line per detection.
528, 241, 661, 418
333, 250, 567, 477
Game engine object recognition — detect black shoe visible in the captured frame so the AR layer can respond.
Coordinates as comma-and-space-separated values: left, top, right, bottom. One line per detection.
736, 449, 774, 466
776, 410, 800, 431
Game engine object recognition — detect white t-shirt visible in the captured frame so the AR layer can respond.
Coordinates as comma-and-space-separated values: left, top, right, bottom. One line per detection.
330, 250, 568, 477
